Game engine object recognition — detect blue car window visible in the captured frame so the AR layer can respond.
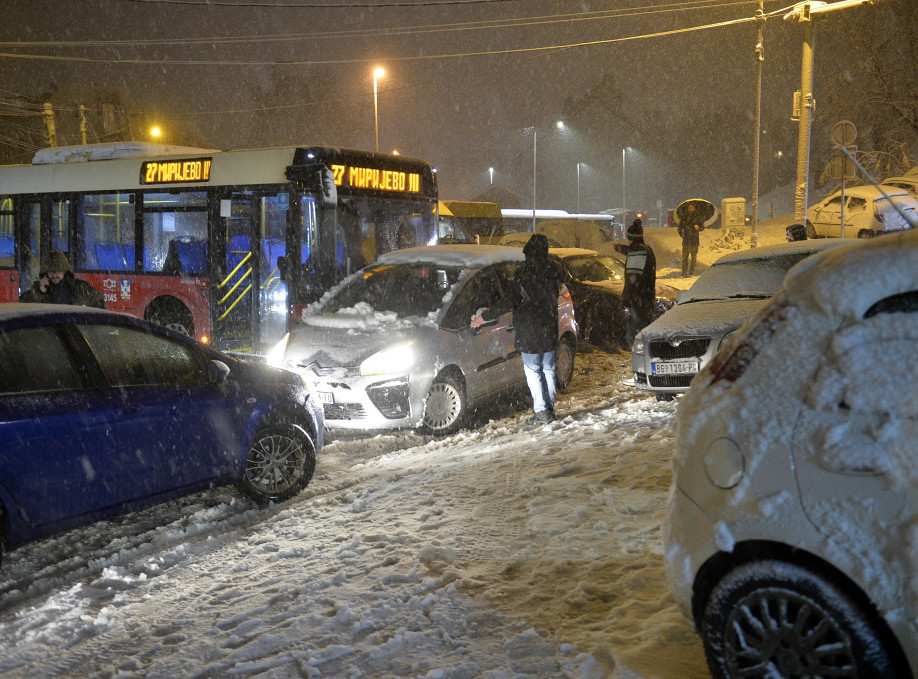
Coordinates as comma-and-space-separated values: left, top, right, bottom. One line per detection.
76, 324, 206, 388
0, 325, 82, 394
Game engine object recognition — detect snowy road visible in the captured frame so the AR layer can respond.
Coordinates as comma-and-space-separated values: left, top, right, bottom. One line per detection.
0, 347, 710, 678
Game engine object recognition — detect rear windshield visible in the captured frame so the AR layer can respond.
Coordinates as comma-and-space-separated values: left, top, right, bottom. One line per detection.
321, 263, 464, 318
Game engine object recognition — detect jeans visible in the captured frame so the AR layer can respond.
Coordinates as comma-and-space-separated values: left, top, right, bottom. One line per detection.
522, 351, 556, 413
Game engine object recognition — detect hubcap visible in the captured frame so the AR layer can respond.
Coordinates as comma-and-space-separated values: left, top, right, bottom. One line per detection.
724, 587, 857, 678
423, 382, 461, 430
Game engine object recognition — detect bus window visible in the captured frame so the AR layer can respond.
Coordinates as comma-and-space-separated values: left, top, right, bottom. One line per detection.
82, 192, 136, 271
142, 191, 207, 273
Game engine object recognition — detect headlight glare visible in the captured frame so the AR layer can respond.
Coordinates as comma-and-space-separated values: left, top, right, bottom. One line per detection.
360, 342, 416, 376
266, 332, 290, 368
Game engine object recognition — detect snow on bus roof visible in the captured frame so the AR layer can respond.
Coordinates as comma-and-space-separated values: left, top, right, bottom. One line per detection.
377, 245, 525, 268
32, 142, 219, 164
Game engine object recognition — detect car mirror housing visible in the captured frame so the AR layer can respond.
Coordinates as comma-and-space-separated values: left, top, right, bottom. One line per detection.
208, 359, 231, 384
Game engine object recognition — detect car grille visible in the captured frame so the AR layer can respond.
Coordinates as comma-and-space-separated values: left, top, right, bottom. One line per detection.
648, 337, 710, 359
366, 379, 410, 419
649, 374, 695, 388
324, 403, 367, 420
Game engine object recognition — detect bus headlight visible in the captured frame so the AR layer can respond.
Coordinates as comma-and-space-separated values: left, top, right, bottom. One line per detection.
360, 342, 416, 376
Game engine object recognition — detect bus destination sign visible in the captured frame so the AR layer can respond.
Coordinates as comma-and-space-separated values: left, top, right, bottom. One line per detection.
331, 164, 420, 193
140, 157, 213, 185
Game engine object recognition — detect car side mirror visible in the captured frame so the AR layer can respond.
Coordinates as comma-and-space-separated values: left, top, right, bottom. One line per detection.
208, 359, 231, 384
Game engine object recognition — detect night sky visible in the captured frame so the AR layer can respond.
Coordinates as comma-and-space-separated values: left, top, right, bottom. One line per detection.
1, 0, 908, 217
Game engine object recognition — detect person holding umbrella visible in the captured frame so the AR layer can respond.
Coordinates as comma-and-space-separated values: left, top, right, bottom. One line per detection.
675, 199, 717, 277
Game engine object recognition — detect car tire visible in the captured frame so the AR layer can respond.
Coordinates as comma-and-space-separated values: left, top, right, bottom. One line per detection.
858, 228, 875, 239
419, 373, 465, 436
655, 393, 675, 402
239, 424, 316, 504
805, 221, 817, 239
556, 333, 576, 389
701, 560, 904, 679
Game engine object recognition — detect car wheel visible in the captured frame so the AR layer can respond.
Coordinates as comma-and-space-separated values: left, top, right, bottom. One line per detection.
805, 221, 817, 239
655, 393, 675, 402
419, 373, 465, 436
701, 560, 904, 679
556, 333, 576, 389
857, 228, 875, 239
239, 424, 316, 504
145, 297, 194, 337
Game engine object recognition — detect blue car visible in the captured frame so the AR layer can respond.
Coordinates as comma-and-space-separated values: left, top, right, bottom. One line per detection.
0, 304, 323, 567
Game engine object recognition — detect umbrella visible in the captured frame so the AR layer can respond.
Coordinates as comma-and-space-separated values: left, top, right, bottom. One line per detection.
675, 198, 719, 228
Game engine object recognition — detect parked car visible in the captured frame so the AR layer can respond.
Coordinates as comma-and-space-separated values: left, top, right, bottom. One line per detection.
268, 244, 578, 435
805, 184, 918, 238
630, 240, 850, 400
881, 174, 918, 201
0, 304, 323, 567
665, 230, 918, 679
549, 247, 678, 347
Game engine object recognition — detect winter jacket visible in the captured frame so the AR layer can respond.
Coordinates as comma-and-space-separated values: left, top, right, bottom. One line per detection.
20, 250, 105, 308
484, 234, 570, 354
622, 238, 657, 312
677, 215, 702, 247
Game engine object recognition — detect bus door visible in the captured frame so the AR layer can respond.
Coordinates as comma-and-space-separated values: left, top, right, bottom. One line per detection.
14, 196, 72, 298
0, 197, 17, 301
214, 193, 261, 354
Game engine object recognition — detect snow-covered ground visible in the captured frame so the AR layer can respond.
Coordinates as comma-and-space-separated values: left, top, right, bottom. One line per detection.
0, 347, 711, 679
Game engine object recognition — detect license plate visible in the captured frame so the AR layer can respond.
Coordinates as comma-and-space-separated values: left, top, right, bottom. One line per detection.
317, 391, 334, 404
652, 361, 698, 376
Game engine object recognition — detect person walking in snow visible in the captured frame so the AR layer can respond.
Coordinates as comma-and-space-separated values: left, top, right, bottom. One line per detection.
622, 219, 656, 348
473, 233, 570, 425
678, 203, 702, 277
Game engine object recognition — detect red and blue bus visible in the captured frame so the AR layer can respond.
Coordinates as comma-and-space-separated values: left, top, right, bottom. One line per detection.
0, 142, 438, 356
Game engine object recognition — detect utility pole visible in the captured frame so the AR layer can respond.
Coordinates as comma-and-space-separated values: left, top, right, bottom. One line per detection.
80, 104, 88, 145
751, 4, 765, 247
43, 102, 57, 147
791, 6, 816, 226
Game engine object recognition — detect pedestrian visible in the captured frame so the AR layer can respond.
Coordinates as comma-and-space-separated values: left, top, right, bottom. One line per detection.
20, 250, 105, 308
678, 203, 702, 277
473, 233, 570, 425
622, 219, 657, 348
785, 223, 808, 242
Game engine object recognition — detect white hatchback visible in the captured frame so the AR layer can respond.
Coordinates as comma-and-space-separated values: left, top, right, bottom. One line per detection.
806, 184, 918, 238
269, 245, 578, 435
665, 230, 918, 678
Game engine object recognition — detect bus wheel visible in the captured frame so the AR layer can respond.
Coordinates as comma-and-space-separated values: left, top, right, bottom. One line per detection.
145, 297, 194, 337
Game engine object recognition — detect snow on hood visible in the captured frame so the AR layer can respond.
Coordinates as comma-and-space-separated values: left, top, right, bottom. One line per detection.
786, 230, 918, 319
639, 297, 768, 339
377, 244, 524, 268
287, 318, 435, 367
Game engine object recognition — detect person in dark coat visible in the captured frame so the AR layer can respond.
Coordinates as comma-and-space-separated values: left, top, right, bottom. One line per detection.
786, 223, 808, 242
678, 203, 703, 277
622, 219, 657, 348
20, 250, 105, 308
473, 233, 570, 424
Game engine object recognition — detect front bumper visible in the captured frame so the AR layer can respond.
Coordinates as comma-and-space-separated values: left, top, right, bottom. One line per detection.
311, 373, 427, 430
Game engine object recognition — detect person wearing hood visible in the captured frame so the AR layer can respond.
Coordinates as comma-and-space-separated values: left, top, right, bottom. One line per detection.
473, 233, 570, 425
20, 250, 105, 308
622, 219, 657, 347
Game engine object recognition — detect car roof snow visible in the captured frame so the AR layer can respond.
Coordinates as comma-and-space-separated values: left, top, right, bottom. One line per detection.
377, 244, 525, 268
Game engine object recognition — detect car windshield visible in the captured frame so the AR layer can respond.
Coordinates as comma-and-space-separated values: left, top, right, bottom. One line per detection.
321, 263, 464, 318
564, 255, 624, 282
681, 253, 815, 303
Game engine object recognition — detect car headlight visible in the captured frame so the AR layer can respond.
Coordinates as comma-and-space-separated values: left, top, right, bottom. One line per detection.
718, 330, 737, 351
266, 332, 290, 368
632, 335, 645, 354
360, 341, 417, 376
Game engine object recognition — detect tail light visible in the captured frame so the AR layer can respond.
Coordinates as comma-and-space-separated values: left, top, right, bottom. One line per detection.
709, 301, 789, 384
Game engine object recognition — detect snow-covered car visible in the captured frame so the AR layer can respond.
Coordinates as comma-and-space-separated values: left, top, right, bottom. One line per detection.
630, 239, 849, 400
881, 173, 918, 200
665, 230, 918, 678
269, 244, 578, 435
805, 184, 918, 238
550, 247, 678, 347
0, 303, 323, 567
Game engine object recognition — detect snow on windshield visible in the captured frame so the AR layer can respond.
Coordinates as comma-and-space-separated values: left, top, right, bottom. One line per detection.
562, 255, 624, 282
317, 263, 464, 322
378, 244, 524, 268
680, 252, 812, 303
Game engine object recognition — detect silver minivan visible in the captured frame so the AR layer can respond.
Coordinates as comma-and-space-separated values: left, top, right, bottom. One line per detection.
269, 245, 578, 435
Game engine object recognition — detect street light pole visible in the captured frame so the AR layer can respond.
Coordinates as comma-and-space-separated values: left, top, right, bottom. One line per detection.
532, 129, 537, 231
373, 67, 385, 153
577, 163, 581, 213
622, 148, 627, 228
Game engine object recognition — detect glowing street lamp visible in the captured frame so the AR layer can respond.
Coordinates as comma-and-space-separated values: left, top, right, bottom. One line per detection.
150, 125, 162, 139
373, 67, 385, 153
489, 167, 494, 184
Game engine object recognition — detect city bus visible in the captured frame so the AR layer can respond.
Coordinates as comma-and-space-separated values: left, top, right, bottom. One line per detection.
0, 142, 438, 356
